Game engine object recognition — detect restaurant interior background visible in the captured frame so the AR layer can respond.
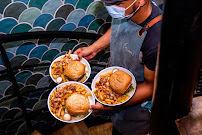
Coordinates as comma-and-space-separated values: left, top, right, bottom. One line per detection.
1, 0, 202, 135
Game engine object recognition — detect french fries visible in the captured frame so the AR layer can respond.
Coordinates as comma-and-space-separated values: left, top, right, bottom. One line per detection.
94, 71, 130, 105
49, 83, 89, 120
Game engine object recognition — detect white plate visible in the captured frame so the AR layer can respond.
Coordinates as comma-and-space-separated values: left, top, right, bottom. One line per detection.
91, 66, 137, 107
49, 54, 91, 84
47, 81, 95, 123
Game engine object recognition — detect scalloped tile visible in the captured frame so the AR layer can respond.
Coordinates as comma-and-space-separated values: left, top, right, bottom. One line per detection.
98, 23, 111, 35
88, 19, 104, 32
86, 1, 105, 16
19, 8, 41, 25
0, 18, 18, 34
25, 74, 44, 85
22, 58, 40, 68
32, 99, 47, 111
49, 38, 68, 50
29, 45, 48, 59
97, 7, 110, 20
55, 4, 74, 20
29, 90, 45, 99
73, 26, 86, 32
6, 52, 14, 61
33, 14, 53, 28
33, 61, 50, 75
15, 71, 32, 83
38, 38, 54, 46
60, 23, 77, 31
65, 0, 77, 6
24, 98, 38, 109
0, 107, 8, 118
3, 2, 27, 20
76, 0, 93, 11
16, 122, 29, 134
66, 9, 85, 25
14, 0, 29, 4
16, 42, 36, 56
10, 55, 27, 67
36, 76, 52, 88
10, 23, 32, 34
72, 43, 88, 53
0, 81, 11, 95
0, 0, 11, 14
106, 15, 112, 22
61, 40, 78, 51
51, 52, 66, 60
42, 49, 60, 61
7, 119, 25, 131
0, 66, 6, 71
29, 0, 48, 10
40, 90, 50, 100
29, 27, 45, 32
78, 14, 95, 28
3, 41, 24, 51
46, 18, 65, 31
1, 108, 21, 120
20, 85, 36, 95
42, 0, 63, 15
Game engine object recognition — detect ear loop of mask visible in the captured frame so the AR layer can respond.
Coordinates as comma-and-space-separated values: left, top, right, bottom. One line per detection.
125, 0, 138, 11
125, 0, 140, 19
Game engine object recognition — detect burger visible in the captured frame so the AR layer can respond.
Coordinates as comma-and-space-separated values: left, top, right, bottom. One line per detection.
64, 61, 86, 82
109, 70, 132, 94
66, 93, 90, 115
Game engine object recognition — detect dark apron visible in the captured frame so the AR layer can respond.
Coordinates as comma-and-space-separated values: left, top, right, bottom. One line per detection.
110, 18, 147, 82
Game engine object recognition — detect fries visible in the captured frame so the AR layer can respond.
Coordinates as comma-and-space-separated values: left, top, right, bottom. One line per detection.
49, 83, 89, 120
94, 71, 130, 105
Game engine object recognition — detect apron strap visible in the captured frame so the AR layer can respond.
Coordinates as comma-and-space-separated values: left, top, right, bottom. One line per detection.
138, 15, 162, 37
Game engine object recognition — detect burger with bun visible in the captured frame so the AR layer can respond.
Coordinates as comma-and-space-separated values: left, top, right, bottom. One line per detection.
66, 93, 90, 115
109, 70, 132, 94
64, 61, 86, 82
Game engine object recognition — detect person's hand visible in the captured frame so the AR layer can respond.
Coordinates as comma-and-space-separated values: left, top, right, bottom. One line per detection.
90, 102, 114, 113
73, 46, 97, 61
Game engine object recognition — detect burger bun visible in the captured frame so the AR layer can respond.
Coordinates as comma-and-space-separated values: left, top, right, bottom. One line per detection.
64, 61, 85, 80
66, 93, 90, 115
109, 70, 132, 94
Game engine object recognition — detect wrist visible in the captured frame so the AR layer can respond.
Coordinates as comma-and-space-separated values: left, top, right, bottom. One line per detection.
90, 43, 101, 54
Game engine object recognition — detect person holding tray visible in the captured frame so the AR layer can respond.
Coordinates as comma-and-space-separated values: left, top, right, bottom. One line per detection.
74, 0, 162, 134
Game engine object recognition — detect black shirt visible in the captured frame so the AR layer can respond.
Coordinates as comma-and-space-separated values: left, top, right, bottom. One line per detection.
139, 2, 162, 71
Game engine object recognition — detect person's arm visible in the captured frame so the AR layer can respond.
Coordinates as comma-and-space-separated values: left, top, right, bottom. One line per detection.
91, 65, 155, 111
124, 65, 154, 106
74, 27, 111, 60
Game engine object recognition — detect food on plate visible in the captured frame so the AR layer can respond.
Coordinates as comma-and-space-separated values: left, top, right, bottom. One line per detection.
49, 83, 91, 121
94, 69, 134, 105
66, 93, 90, 115
50, 50, 88, 83
64, 61, 86, 82
109, 70, 132, 94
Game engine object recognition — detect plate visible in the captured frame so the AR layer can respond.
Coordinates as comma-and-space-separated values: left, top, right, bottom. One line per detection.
91, 66, 136, 107
49, 54, 91, 84
47, 81, 95, 123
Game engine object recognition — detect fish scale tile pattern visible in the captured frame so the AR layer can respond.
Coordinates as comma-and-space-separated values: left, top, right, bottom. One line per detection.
0, 0, 111, 134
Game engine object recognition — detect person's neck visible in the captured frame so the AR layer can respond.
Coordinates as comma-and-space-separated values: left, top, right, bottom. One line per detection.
130, 2, 152, 24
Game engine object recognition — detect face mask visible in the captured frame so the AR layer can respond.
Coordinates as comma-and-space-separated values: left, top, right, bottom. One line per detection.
106, 0, 140, 19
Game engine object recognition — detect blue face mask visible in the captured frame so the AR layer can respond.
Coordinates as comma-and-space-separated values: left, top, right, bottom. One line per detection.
106, 0, 140, 19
